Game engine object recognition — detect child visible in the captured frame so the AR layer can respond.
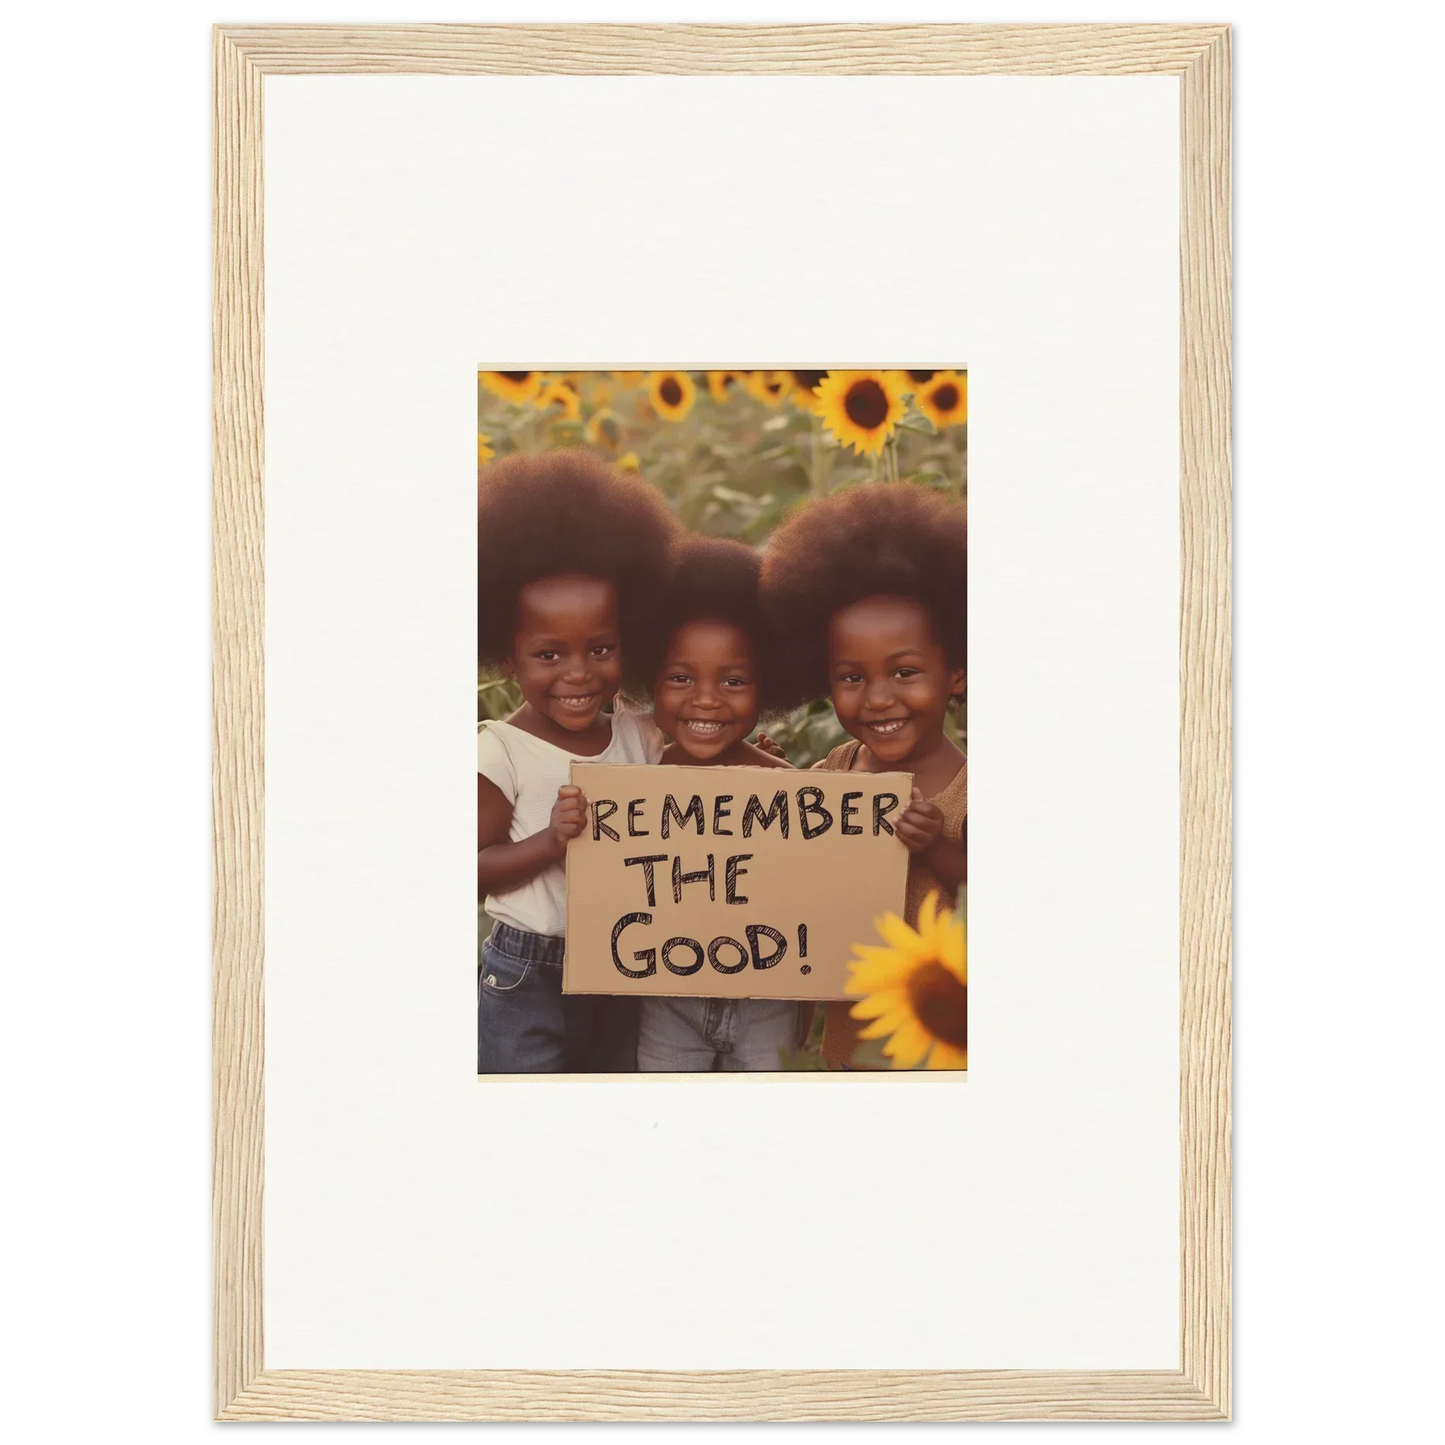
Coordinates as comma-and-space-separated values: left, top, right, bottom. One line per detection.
762, 483, 967, 1069
477, 448, 678, 1073
633, 535, 800, 1072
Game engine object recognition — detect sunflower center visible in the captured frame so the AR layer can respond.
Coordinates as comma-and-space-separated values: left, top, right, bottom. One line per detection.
844, 379, 889, 430
792, 370, 828, 390
906, 370, 935, 384
499, 371, 532, 382
601, 417, 619, 442
932, 383, 959, 411
906, 962, 968, 1047
660, 377, 683, 407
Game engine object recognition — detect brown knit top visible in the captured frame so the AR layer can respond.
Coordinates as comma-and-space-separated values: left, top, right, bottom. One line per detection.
812, 739, 968, 1068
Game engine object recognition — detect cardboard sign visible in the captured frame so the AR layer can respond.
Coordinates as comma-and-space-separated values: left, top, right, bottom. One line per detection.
563, 763, 911, 999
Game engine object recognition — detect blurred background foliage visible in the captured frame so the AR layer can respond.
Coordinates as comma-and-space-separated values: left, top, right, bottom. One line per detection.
479, 369, 966, 768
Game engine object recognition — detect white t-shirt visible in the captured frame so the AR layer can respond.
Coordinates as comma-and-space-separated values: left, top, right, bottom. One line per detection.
477, 709, 664, 937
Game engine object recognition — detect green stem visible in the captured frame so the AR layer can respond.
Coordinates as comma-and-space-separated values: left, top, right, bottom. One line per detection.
810, 415, 825, 496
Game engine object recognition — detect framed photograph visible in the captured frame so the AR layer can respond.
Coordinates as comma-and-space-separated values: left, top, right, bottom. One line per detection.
215, 23, 1230, 1422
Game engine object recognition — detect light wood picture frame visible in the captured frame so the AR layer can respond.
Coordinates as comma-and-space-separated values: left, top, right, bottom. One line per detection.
214, 22, 1230, 1422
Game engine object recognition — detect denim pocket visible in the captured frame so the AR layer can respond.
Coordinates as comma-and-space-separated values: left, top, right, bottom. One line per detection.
480, 943, 532, 995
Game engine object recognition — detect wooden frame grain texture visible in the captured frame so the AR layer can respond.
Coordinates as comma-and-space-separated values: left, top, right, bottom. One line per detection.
214, 22, 1231, 1422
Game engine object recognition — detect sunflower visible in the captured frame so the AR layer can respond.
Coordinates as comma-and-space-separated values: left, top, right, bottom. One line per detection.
891, 370, 940, 394
846, 892, 967, 1069
787, 370, 830, 413
479, 371, 543, 405
584, 407, 625, 454
476, 431, 495, 465
815, 370, 907, 456
914, 371, 967, 429
534, 378, 581, 423
707, 370, 744, 404
647, 370, 697, 423
745, 370, 792, 407
617, 451, 641, 471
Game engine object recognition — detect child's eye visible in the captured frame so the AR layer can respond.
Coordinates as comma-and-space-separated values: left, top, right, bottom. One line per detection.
535, 650, 559, 662
590, 644, 616, 657
666, 672, 692, 685
896, 667, 921, 679
723, 676, 749, 688
837, 672, 863, 685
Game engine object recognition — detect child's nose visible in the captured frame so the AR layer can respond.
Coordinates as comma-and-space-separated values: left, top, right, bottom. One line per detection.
864, 678, 894, 709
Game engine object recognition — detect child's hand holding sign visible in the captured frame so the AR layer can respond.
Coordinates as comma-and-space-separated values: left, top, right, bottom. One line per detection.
894, 787, 945, 852
550, 785, 590, 851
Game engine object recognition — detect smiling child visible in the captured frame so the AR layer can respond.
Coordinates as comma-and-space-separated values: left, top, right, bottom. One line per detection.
477, 449, 678, 1072
762, 483, 967, 1069
633, 535, 799, 1071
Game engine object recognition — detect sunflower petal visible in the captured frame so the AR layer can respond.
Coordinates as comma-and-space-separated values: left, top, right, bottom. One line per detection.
916, 891, 939, 941
883, 1019, 933, 1069
928, 1041, 968, 1070
923, 907, 954, 963
852, 998, 911, 1029
847, 989, 907, 1020
846, 957, 915, 992
857, 1009, 913, 1040
849, 942, 907, 968
938, 920, 966, 980
876, 912, 929, 960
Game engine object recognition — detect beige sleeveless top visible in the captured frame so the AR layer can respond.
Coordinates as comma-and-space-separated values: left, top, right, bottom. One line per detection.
812, 740, 967, 1068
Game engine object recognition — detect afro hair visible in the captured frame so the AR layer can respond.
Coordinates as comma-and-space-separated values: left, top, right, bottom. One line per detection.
478, 448, 679, 686
634, 534, 800, 714
760, 482, 967, 696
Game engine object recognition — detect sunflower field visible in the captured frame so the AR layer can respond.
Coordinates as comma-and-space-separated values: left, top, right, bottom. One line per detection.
478, 368, 967, 770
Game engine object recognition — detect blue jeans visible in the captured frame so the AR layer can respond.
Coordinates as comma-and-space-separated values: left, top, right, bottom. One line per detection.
636, 996, 799, 1072
478, 923, 639, 1074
